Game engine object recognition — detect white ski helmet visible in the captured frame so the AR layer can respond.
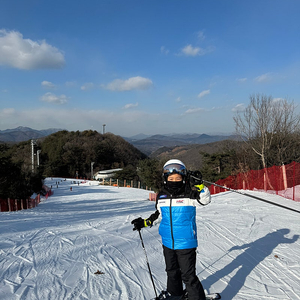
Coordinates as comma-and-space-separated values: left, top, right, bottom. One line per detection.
163, 159, 187, 183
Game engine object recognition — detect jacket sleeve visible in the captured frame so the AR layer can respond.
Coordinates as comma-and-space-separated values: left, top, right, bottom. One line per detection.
146, 210, 160, 225
191, 186, 211, 205
198, 186, 211, 205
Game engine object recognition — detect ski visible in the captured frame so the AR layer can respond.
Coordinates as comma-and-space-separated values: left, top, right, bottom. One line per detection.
205, 293, 221, 300
151, 290, 221, 300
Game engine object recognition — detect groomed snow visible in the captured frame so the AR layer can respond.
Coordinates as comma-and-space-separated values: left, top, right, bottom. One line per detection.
1, 178, 300, 300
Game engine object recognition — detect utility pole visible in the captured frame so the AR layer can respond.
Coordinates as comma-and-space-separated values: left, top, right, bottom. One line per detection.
91, 162, 95, 180
31, 140, 36, 173
103, 124, 106, 134
37, 150, 41, 167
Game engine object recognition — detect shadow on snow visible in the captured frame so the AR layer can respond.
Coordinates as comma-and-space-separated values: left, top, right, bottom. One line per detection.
201, 229, 299, 299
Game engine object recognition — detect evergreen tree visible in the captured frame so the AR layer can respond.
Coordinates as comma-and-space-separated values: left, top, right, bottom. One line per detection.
137, 159, 163, 191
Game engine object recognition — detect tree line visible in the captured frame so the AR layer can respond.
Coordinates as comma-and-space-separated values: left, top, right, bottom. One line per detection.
136, 95, 300, 188
195, 95, 300, 183
0, 144, 43, 199
0, 130, 147, 199
1, 94, 300, 198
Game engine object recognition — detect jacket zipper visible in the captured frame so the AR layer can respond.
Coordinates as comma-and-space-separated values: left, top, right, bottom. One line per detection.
170, 195, 174, 249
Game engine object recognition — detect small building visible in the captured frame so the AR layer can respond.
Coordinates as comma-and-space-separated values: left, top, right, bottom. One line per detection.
95, 168, 123, 180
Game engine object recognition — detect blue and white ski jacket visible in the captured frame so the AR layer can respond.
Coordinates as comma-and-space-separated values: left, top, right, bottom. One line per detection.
148, 186, 211, 250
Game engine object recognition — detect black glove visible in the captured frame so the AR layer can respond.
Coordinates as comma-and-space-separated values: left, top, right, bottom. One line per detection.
131, 217, 145, 231
131, 217, 152, 231
189, 171, 203, 185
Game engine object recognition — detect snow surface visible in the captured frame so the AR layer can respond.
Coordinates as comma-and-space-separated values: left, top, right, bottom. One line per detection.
1, 178, 300, 300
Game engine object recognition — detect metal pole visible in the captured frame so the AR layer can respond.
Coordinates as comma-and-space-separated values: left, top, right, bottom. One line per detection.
91, 162, 95, 180
31, 140, 35, 173
37, 150, 41, 167
137, 230, 158, 299
194, 175, 300, 214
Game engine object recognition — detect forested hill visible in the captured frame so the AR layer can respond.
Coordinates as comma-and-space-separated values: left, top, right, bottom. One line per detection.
7, 130, 147, 178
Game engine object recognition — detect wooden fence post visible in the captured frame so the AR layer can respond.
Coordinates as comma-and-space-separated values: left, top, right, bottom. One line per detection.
8, 198, 11, 212
281, 164, 288, 190
293, 161, 296, 201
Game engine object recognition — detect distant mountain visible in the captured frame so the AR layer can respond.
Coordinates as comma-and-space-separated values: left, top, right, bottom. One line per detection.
126, 133, 240, 155
150, 139, 242, 170
0, 126, 63, 142
125, 133, 151, 141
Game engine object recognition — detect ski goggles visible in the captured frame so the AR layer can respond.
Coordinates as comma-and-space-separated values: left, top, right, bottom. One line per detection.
163, 163, 187, 176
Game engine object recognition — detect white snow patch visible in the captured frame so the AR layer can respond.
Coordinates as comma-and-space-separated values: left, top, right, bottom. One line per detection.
0, 178, 300, 299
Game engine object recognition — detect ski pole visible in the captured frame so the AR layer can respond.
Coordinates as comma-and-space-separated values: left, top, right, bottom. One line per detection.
191, 174, 300, 214
137, 229, 159, 299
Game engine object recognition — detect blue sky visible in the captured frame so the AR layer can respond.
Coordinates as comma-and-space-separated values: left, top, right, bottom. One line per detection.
0, 0, 299, 137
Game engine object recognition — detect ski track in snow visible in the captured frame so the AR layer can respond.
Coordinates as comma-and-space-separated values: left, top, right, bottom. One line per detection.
1, 178, 300, 300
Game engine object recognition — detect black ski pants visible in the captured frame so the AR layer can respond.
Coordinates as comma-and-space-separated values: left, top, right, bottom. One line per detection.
163, 245, 206, 300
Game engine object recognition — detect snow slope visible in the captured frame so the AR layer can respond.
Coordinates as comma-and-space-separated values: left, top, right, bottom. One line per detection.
0, 178, 300, 300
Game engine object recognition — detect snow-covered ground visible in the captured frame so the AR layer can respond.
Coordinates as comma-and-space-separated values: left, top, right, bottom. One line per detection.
1, 178, 300, 300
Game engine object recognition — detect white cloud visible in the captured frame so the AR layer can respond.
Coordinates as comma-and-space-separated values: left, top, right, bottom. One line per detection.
254, 73, 273, 83
123, 103, 139, 109
0, 106, 236, 136
0, 107, 157, 135
181, 44, 202, 56
81, 83, 94, 91
103, 76, 153, 91
272, 97, 284, 103
185, 107, 205, 114
232, 103, 246, 112
41, 81, 56, 89
40, 92, 68, 104
0, 108, 15, 115
197, 30, 205, 41
198, 89, 210, 98
180, 44, 214, 57
0, 29, 65, 70
160, 46, 169, 55
176, 97, 181, 103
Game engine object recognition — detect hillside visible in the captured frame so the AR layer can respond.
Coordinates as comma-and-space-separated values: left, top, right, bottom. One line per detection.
0, 178, 299, 299
150, 140, 241, 170
6, 130, 147, 178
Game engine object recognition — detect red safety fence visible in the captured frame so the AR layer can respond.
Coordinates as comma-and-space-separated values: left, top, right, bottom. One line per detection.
0, 186, 53, 212
149, 192, 157, 201
209, 161, 300, 202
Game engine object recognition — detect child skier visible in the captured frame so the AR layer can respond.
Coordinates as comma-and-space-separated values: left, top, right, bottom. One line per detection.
131, 159, 211, 300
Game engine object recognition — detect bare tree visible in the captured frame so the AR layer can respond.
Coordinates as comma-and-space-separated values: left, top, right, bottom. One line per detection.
234, 94, 300, 169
